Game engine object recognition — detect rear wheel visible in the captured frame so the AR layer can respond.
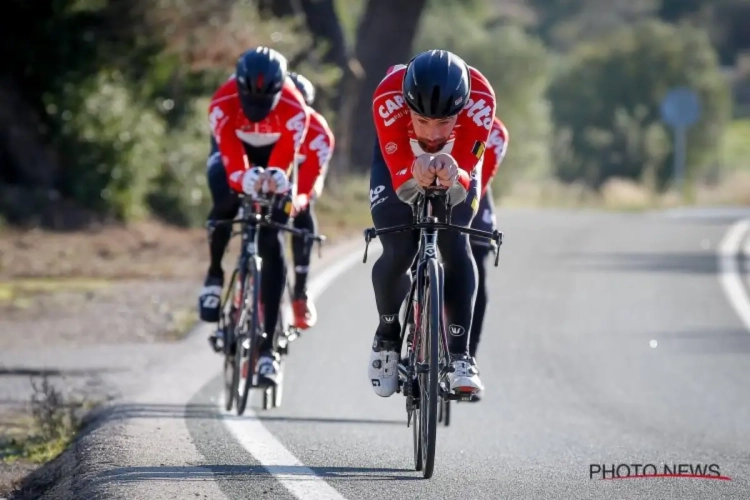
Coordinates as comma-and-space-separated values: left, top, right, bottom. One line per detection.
236, 258, 262, 416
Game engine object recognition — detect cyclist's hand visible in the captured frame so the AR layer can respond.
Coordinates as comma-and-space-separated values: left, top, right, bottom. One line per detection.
294, 193, 309, 214
259, 167, 291, 195
431, 153, 459, 187
241, 166, 265, 195
412, 153, 436, 187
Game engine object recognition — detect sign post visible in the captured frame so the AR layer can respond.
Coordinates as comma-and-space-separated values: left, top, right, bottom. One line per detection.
660, 87, 701, 193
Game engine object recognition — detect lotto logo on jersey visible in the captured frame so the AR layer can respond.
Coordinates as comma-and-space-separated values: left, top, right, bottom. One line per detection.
464, 98, 493, 130
378, 95, 406, 126
309, 133, 332, 166
488, 127, 507, 159
209, 106, 225, 135
286, 111, 307, 145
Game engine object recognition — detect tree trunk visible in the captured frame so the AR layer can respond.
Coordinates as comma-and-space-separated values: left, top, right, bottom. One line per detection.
336, 0, 428, 175
0, 79, 59, 190
298, 0, 348, 67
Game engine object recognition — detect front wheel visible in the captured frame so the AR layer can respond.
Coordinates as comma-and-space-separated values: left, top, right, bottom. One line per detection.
418, 258, 441, 479
222, 269, 240, 412
236, 257, 263, 416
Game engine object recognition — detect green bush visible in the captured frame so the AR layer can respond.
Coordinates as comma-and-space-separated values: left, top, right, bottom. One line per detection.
414, 4, 554, 193
50, 71, 166, 220
147, 97, 213, 227
721, 118, 750, 171
548, 20, 732, 190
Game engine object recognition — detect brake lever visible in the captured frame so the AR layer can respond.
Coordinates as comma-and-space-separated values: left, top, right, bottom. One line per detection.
492, 230, 503, 267
363, 228, 374, 263
317, 237, 324, 259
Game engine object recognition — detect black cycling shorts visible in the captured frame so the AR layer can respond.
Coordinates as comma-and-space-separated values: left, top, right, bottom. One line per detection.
469, 185, 496, 248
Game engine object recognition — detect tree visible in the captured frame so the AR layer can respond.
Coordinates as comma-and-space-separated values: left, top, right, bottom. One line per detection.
335, 0, 428, 174
414, 3, 554, 186
548, 20, 732, 189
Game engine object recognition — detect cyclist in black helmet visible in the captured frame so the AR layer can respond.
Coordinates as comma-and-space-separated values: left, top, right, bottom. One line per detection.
367, 50, 496, 398
201, 46, 311, 386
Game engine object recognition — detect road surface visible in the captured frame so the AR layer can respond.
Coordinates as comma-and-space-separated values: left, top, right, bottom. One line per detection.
14, 208, 750, 499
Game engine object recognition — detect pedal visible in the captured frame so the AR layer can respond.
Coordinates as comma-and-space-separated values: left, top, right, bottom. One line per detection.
277, 334, 289, 350
208, 335, 223, 353
440, 384, 477, 402
287, 329, 300, 343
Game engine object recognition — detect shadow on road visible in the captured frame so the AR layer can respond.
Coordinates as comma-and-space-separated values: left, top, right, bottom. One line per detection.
93, 464, 421, 483
0, 367, 118, 377
91, 402, 404, 426
562, 251, 721, 274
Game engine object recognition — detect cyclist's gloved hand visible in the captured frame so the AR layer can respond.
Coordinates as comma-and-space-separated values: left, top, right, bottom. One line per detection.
411, 153, 436, 187
294, 193, 310, 213
431, 153, 458, 188
241, 166, 265, 196
259, 167, 291, 195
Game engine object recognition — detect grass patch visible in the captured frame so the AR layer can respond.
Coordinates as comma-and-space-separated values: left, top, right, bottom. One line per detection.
0, 278, 110, 309
315, 175, 372, 238
0, 376, 93, 466
499, 173, 750, 211
162, 307, 197, 341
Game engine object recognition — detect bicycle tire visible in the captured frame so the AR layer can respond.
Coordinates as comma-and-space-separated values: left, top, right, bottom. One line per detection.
412, 399, 423, 471
410, 285, 423, 472
223, 269, 240, 412
419, 257, 441, 478
236, 257, 263, 416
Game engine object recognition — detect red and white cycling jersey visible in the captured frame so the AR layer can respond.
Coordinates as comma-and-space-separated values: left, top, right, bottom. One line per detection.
372, 64, 496, 196
208, 76, 311, 192
480, 116, 509, 197
296, 108, 335, 202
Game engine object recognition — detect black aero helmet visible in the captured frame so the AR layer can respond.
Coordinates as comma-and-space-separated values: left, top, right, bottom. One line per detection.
235, 47, 288, 122
288, 72, 316, 107
402, 50, 470, 119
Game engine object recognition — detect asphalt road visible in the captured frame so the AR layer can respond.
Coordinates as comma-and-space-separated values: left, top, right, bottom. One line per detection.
19, 208, 750, 499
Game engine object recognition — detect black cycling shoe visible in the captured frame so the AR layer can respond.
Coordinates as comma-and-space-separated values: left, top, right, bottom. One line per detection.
198, 273, 224, 323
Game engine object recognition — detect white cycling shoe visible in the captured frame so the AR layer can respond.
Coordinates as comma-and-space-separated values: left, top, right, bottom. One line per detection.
445, 356, 484, 394
368, 336, 400, 397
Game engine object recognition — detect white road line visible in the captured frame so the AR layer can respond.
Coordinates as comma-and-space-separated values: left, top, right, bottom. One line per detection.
718, 219, 750, 332
743, 235, 750, 280
220, 241, 382, 500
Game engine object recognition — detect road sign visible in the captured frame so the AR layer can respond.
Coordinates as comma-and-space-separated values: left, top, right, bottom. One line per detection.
660, 87, 701, 128
660, 87, 702, 192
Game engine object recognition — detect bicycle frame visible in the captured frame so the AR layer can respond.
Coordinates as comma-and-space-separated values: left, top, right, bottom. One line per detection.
219, 196, 327, 337
211, 193, 327, 414
363, 190, 503, 389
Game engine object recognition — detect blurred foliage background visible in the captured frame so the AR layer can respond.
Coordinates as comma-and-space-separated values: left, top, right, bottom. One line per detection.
2, 0, 750, 229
